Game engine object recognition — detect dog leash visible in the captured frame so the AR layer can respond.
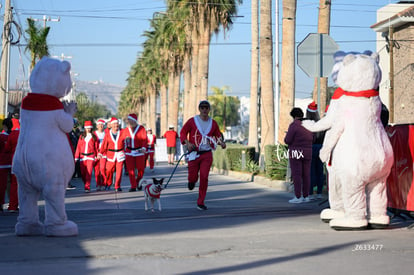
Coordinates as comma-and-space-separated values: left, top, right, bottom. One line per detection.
164, 152, 190, 189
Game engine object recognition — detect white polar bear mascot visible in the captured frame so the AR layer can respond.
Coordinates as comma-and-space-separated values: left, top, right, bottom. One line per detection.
304, 52, 394, 230
13, 57, 78, 236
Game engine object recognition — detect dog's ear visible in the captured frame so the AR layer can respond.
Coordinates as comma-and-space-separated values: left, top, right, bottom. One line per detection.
152, 177, 156, 183
159, 178, 164, 184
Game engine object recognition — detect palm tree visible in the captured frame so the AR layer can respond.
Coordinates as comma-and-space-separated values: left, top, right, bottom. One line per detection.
249, 0, 259, 153
25, 18, 50, 70
208, 86, 240, 131
196, 0, 242, 102
120, 1, 242, 133
313, 0, 331, 115
279, 0, 297, 143
259, 0, 275, 154
173, 0, 241, 114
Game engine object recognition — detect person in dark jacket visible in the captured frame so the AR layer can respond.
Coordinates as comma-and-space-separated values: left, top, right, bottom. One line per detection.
284, 107, 313, 203
306, 102, 326, 200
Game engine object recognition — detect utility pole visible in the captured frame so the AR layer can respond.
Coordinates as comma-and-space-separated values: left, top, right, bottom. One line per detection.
0, 0, 12, 120
274, 0, 280, 143
389, 27, 394, 123
31, 15, 60, 28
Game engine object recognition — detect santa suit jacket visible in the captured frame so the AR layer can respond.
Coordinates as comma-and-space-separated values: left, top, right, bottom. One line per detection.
180, 116, 222, 151
0, 132, 11, 168
147, 134, 156, 153
4, 129, 20, 166
75, 134, 99, 162
120, 125, 147, 157
100, 130, 124, 162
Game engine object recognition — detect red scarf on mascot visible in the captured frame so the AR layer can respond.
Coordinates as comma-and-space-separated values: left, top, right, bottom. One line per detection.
331, 87, 379, 100
21, 93, 75, 156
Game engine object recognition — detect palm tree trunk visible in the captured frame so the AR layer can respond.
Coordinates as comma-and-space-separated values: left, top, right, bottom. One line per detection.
171, 70, 181, 129
249, 0, 259, 153
259, 0, 275, 152
145, 96, 151, 128
199, 25, 210, 102
183, 52, 192, 122
198, 12, 211, 101
191, 28, 200, 116
167, 71, 175, 127
160, 84, 168, 135
279, 0, 297, 143
312, 0, 331, 115
149, 89, 157, 131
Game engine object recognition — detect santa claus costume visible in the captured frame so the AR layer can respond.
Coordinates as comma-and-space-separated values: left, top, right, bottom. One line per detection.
94, 119, 106, 190
0, 119, 16, 212
75, 121, 99, 192
146, 128, 156, 171
120, 113, 147, 192
4, 124, 20, 211
99, 117, 125, 191
180, 100, 226, 210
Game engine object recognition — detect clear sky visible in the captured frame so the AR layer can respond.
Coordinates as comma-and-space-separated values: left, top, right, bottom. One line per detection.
3, 0, 400, 99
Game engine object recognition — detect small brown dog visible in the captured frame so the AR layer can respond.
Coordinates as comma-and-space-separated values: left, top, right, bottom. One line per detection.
138, 178, 165, 212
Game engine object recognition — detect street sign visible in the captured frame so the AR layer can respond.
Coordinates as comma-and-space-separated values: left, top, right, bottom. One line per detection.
297, 33, 339, 78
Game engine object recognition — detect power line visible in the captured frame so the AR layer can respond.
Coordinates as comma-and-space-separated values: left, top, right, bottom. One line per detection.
15, 38, 384, 48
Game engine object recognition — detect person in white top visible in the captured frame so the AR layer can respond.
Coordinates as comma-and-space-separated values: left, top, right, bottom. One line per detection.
94, 119, 106, 191
146, 128, 156, 172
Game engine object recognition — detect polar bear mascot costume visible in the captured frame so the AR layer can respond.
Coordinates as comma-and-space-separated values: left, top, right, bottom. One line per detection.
304, 52, 393, 230
13, 57, 78, 236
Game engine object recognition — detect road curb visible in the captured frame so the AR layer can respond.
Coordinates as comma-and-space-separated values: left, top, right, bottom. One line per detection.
211, 167, 291, 191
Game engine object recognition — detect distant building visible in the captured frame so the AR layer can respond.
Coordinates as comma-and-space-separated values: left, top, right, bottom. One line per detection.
371, 1, 414, 124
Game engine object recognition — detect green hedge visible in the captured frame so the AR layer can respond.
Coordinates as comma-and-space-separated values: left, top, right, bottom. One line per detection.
265, 144, 288, 180
212, 143, 288, 181
212, 144, 256, 172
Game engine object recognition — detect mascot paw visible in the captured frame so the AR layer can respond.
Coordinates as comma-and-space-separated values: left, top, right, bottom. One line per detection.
320, 208, 345, 223
329, 217, 368, 231
45, 220, 78, 237
319, 147, 330, 163
63, 101, 78, 117
301, 119, 315, 131
368, 215, 390, 229
15, 221, 45, 236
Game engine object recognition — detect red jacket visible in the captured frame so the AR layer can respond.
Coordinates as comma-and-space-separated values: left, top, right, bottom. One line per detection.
0, 132, 11, 168
100, 130, 124, 162
147, 134, 156, 153
120, 125, 147, 157
75, 134, 99, 162
180, 116, 222, 151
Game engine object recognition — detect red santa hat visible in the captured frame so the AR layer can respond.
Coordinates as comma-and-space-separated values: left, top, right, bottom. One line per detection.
96, 119, 105, 125
307, 101, 318, 112
84, 120, 93, 129
127, 113, 138, 123
109, 117, 119, 124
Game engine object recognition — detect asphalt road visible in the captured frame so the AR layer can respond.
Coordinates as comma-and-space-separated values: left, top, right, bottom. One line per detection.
0, 163, 413, 275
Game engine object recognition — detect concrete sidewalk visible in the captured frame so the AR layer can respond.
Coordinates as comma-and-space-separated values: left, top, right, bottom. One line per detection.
0, 164, 413, 275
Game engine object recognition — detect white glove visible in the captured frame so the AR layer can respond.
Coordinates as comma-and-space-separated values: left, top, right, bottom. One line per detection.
319, 146, 331, 163
63, 101, 77, 117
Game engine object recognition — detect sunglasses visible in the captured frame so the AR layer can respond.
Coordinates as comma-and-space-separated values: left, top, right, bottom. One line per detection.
200, 105, 210, 109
